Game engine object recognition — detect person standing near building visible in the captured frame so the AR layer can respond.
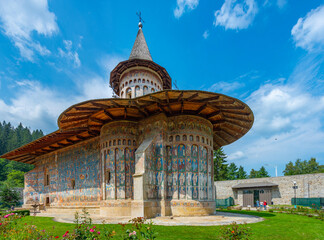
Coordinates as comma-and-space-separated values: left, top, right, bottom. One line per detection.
264, 200, 267, 210
256, 200, 260, 209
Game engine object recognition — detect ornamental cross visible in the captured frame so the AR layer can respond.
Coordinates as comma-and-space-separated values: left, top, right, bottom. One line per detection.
136, 11, 145, 23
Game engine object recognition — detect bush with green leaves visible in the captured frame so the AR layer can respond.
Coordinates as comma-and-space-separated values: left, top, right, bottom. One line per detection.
219, 222, 252, 240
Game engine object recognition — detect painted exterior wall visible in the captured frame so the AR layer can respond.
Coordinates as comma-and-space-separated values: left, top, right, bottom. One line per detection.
214, 173, 324, 206
24, 137, 101, 207
24, 114, 216, 217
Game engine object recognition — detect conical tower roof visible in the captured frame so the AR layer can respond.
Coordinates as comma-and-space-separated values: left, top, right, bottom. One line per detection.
129, 27, 152, 61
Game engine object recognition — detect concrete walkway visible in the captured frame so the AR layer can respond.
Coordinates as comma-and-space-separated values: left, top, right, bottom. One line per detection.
36, 212, 263, 226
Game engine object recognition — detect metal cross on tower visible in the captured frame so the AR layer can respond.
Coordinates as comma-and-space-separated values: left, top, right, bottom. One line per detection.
136, 11, 145, 24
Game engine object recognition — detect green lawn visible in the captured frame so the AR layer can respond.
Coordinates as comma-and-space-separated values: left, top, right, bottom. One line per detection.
20, 210, 324, 240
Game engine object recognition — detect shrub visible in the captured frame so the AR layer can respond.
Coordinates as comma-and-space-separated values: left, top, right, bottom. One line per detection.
219, 222, 252, 240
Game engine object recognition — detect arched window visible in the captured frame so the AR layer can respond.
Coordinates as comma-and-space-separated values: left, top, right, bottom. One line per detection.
189, 135, 193, 141
113, 140, 116, 146
206, 139, 209, 144
134, 79, 137, 83
123, 139, 126, 145
169, 136, 173, 142
128, 139, 131, 145
182, 135, 187, 141
176, 135, 180, 141
118, 139, 121, 145
151, 88, 155, 93
133, 140, 136, 146
151, 81, 153, 85
129, 80, 132, 84
138, 79, 141, 83
125, 82, 128, 86
143, 86, 148, 95
196, 136, 200, 142
135, 85, 140, 97
109, 140, 111, 146
142, 79, 145, 83
202, 137, 205, 143
154, 83, 157, 87
121, 91, 124, 97
126, 87, 132, 98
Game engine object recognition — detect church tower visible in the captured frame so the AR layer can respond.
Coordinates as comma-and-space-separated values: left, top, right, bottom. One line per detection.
110, 21, 172, 98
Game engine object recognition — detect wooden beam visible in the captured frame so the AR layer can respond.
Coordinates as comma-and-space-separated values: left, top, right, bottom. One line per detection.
90, 118, 105, 124
150, 95, 162, 104
196, 103, 208, 114
132, 101, 149, 116
124, 108, 127, 119
181, 101, 184, 114
74, 107, 100, 111
64, 112, 93, 117
60, 115, 90, 124
111, 100, 122, 108
91, 102, 110, 109
103, 109, 114, 119
206, 110, 221, 119
185, 93, 199, 101
176, 92, 183, 102
60, 119, 88, 130
165, 91, 170, 103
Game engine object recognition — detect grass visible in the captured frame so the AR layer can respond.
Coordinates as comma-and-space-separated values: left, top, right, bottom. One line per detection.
20, 210, 324, 240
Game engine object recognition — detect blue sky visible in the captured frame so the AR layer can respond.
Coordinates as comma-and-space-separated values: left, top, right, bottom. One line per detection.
0, 0, 324, 176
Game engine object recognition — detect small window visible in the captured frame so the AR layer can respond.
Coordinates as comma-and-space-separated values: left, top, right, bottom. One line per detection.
44, 173, 50, 186
128, 139, 131, 145
151, 88, 155, 93
189, 135, 193, 141
125, 82, 128, 86
106, 170, 111, 184
176, 135, 180, 141
118, 139, 121, 145
151, 81, 153, 85
169, 136, 173, 142
196, 136, 200, 142
123, 139, 126, 145
142, 79, 145, 83
46, 197, 50, 205
206, 139, 209, 144
133, 140, 136, 146
109, 140, 111, 146
71, 179, 75, 189
113, 140, 116, 146
183, 135, 187, 141
130, 80, 132, 84
106, 142, 108, 148
202, 137, 205, 143
138, 79, 141, 83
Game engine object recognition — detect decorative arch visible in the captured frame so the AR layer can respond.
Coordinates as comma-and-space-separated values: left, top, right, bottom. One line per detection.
135, 85, 140, 97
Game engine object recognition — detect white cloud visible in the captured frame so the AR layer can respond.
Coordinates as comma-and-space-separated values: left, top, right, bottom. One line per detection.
291, 5, 324, 51
174, 0, 199, 18
208, 81, 245, 93
202, 30, 209, 39
58, 40, 81, 68
227, 151, 245, 161
0, 74, 113, 133
0, 0, 58, 61
214, 0, 258, 30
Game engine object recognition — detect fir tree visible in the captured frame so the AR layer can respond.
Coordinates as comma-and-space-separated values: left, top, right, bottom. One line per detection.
227, 163, 238, 180
213, 148, 228, 181
237, 166, 247, 179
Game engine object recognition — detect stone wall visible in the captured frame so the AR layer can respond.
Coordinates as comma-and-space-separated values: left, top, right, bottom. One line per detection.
214, 173, 324, 205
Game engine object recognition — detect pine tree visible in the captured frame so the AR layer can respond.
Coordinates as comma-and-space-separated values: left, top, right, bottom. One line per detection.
227, 163, 238, 180
213, 148, 228, 181
237, 166, 247, 179
257, 166, 270, 178
249, 169, 258, 178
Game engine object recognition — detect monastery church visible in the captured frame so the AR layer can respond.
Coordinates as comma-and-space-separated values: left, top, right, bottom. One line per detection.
1, 22, 254, 218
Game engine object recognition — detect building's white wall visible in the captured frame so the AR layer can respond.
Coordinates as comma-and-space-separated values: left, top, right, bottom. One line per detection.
119, 68, 162, 98
214, 173, 324, 205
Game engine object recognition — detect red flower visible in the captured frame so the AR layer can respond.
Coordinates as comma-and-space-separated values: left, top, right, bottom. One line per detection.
55, 236, 59, 238
232, 230, 235, 233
